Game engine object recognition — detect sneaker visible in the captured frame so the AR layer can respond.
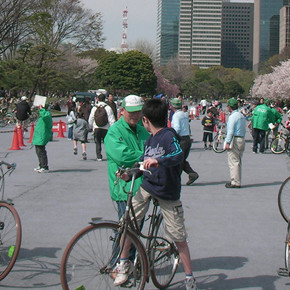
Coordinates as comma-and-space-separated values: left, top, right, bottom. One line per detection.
208, 145, 212, 150
34, 166, 41, 172
204, 145, 207, 150
113, 260, 133, 286
37, 168, 49, 173
82, 152, 87, 160
225, 182, 241, 188
185, 277, 197, 290
73, 148, 77, 155
97, 157, 102, 161
186, 172, 199, 185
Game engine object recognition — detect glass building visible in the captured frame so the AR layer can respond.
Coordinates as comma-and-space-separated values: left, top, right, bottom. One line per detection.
156, 0, 180, 66
253, 0, 284, 72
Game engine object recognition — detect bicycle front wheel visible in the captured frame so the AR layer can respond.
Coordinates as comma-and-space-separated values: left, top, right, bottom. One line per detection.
0, 202, 22, 280
271, 137, 287, 154
60, 222, 148, 290
149, 214, 180, 289
285, 223, 290, 272
278, 177, 290, 222
213, 133, 226, 153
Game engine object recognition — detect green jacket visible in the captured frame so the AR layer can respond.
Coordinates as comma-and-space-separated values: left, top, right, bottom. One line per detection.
32, 109, 53, 146
104, 116, 150, 201
270, 107, 282, 124
251, 104, 273, 131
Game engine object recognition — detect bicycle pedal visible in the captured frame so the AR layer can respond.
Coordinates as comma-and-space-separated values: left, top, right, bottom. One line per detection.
278, 268, 290, 277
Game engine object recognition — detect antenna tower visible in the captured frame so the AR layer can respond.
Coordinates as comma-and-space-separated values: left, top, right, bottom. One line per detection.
121, 7, 128, 49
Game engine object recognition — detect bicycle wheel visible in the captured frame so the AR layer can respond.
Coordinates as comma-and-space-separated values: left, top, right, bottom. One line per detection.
60, 222, 148, 290
278, 177, 290, 222
149, 214, 180, 289
271, 137, 287, 154
213, 133, 226, 153
285, 222, 290, 272
0, 202, 22, 280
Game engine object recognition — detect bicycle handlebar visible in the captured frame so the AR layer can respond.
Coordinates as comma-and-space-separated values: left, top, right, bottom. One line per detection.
117, 162, 152, 176
0, 161, 16, 170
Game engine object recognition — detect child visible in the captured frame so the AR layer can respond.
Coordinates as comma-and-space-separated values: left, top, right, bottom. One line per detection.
66, 102, 76, 140
114, 99, 197, 290
201, 109, 214, 150
73, 113, 89, 160
285, 111, 290, 135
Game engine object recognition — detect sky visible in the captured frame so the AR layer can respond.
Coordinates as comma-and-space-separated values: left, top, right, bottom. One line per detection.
82, 0, 157, 49
82, 0, 254, 50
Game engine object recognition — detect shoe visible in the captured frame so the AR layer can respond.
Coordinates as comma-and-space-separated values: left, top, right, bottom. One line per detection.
34, 166, 41, 172
252, 151, 257, 154
73, 148, 77, 155
208, 145, 212, 150
37, 168, 49, 173
225, 182, 241, 188
113, 260, 133, 286
185, 277, 198, 290
204, 145, 207, 150
186, 172, 199, 185
82, 152, 87, 160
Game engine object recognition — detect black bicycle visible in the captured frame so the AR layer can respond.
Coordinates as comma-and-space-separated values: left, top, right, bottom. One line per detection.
0, 161, 22, 280
60, 163, 180, 289
270, 123, 289, 155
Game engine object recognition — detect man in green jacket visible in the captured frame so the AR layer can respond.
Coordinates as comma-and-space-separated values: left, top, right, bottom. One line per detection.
270, 102, 283, 141
104, 95, 149, 219
32, 105, 53, 173
251, 101, 273, 153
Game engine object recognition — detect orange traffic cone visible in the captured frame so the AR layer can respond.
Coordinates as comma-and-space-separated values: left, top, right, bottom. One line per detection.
27, 122, 34, 143
9, 126, 22, 150
17, 124, 26, 147
56, 120, 65, 138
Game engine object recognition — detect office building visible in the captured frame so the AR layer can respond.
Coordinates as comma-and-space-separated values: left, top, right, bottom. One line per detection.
221, 1, 254, 70
156, 0, 180, 66
280, 4, 290, 53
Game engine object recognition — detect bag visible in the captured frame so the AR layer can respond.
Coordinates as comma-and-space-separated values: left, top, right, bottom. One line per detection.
94, 105, 108, 127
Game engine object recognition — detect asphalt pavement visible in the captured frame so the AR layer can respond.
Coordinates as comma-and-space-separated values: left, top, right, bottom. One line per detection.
0, 114, 289, 290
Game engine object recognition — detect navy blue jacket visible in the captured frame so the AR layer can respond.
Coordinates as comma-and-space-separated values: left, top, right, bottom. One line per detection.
140, 127, 183, 201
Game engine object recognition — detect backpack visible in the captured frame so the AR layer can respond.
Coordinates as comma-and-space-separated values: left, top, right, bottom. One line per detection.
94, 105, 108, 127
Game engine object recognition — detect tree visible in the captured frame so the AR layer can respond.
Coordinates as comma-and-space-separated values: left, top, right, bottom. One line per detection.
154, 68, 180, 97
223, 80, 244, 98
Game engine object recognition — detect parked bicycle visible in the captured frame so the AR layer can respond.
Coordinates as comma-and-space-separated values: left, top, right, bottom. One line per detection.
213, 123, 226, 153
270, 123, 290, 155
0, 161, 22, 280
60, 163, 180, 289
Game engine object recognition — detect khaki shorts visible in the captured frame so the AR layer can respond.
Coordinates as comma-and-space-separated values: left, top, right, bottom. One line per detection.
132, 187, 187, 242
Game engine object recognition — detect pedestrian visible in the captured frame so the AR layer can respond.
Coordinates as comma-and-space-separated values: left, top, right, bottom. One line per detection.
78, 99, 92, 122
114, 98, 197, 290
269, 102, 282, 142
201, 109, 214, 150
73, 113, 89, 160
32, 104, 53, 173
88, 94, 115, 161
200, 98, 207, 115
171, 98, 199, 185
106, 93, 118, 121
15, 96, 31, 132
104, 94, 149, 220
251, 98, 273, 153
224, 98, 246, 188
66, 102, 77, 140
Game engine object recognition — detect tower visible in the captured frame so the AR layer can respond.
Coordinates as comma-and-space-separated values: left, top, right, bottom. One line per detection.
121, 8, 128, 49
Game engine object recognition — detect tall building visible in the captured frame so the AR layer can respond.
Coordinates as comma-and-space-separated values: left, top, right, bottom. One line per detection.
253, 0, 284, 72
156, 0, 180, 66
280, 3, 290, 53
179, 0, 222, 68
221, 1, 254, 70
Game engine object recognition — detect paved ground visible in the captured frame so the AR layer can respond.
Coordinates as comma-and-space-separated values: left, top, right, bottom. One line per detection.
0, 113, 289, 290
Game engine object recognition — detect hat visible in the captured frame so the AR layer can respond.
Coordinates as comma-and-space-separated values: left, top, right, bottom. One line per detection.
227, 98, 238, 109
122, 95, 143, 112
21, 96, 27, 101
171, 98, 182, 108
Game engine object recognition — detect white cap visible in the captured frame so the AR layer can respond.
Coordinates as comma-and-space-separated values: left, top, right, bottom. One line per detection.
21, 96, 27, 101
122, 95, 143, 112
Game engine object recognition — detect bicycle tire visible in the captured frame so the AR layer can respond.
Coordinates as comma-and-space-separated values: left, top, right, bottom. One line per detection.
285, 223, 290, 272
60, 222, 148, 290
278, 177, 290, 222
271, 137, 287, 154
213, 133, 226, 153
0, 202, 22, 280
149, 214, 180, 289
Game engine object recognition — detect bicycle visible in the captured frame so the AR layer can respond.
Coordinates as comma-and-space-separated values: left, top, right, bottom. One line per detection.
0, 161, 22, 280
270, 123, 289, 155
60, 163, 180, 289
213, 123, 226, 153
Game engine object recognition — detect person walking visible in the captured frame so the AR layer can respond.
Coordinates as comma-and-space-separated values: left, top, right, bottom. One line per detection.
15, 96, 31, 132
114, 98, 197, 289
88, 94, 115, 161
224, 98, 246, 188
201, 109, 215, 150
32, 105, 53, 173
171, 98, 199, 185
104, 95, 149, 220
73, 113, 89, 160
106, 93, 118, 121
66, 102, 77, 140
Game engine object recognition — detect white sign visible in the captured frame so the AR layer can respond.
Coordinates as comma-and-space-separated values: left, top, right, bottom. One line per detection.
33, 95, 47, 107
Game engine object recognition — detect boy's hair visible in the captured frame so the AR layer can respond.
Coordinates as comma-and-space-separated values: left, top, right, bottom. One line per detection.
142, 99, 168, 128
